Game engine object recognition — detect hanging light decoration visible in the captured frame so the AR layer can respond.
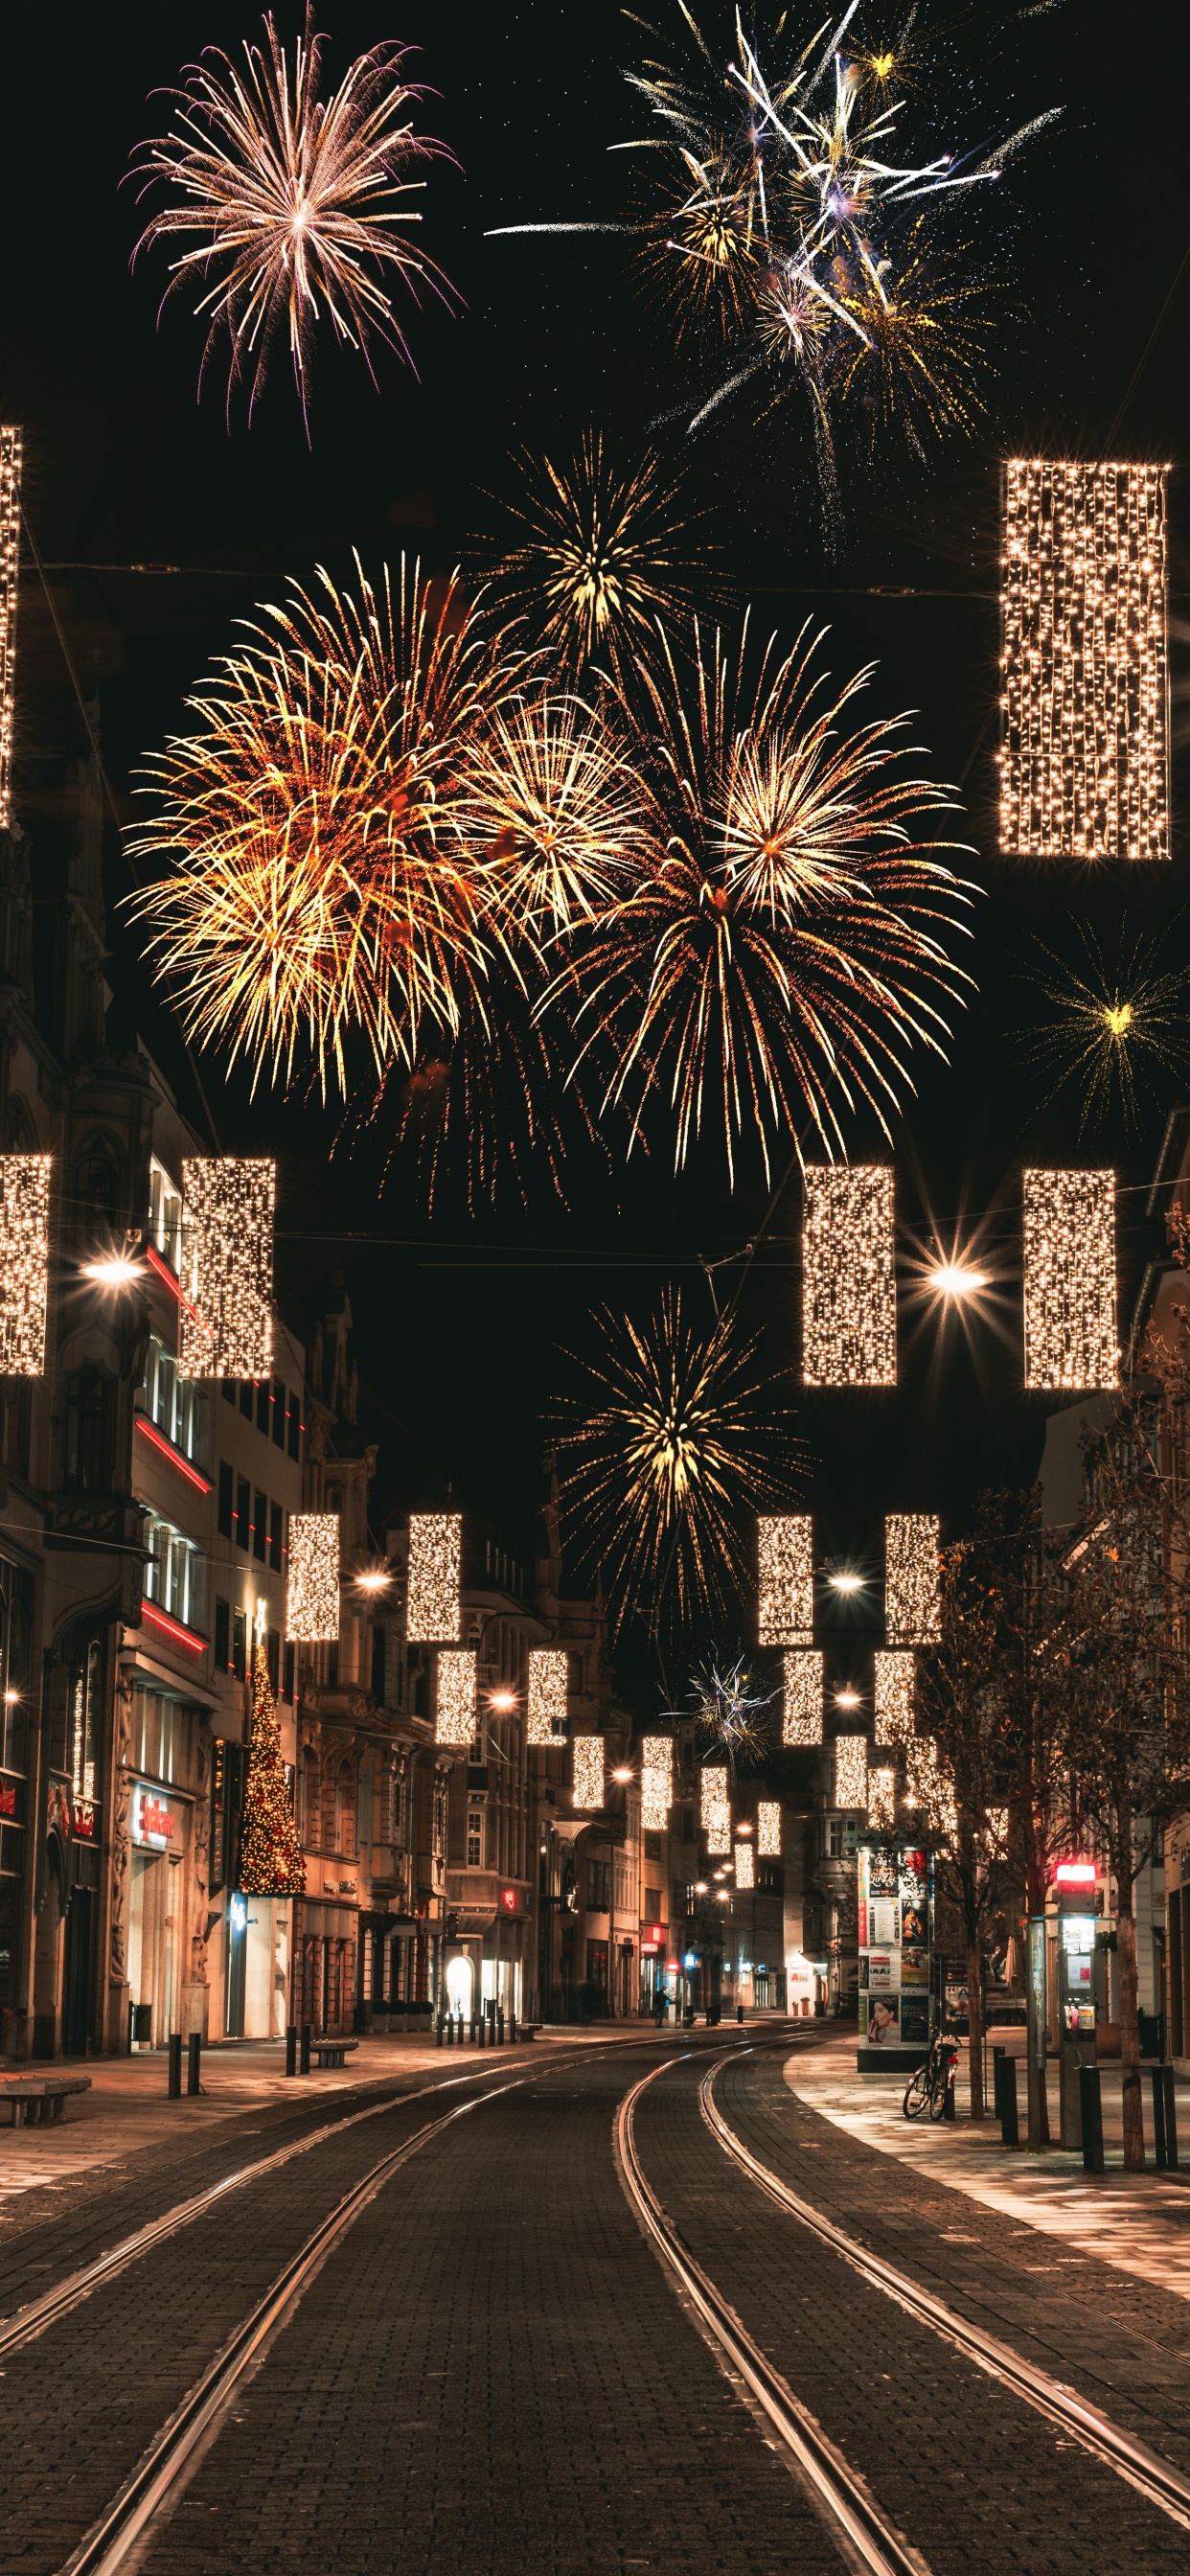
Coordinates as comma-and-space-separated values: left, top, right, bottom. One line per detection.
700, 1768, 731, 1854
436, 1647, 477, 1746
884, 1515, 941, 1644
873, 1650, 916, 1748
286, 1512, 340, 1642
0, 1154, 52, 1376
572, 1734, 606, 1808
757, 1800, 781, 1856
904, 1732, 957, 1836
868, 1765, 896, 1831
734, 1839, 755, 1889
527, 1646, 567, 1745
405, 1512, 463, 1643
1022, 1168, 1117, 1391
0, 426, 20, 833
834, 1734, 869, 1811
641, 1736, 673, 1831
1001, 462, 1169, 862
757, 1513, 813, 1644
802, 1167, 896, 1385
783, 1649, 823, 1748
178, 1157, 275, 1379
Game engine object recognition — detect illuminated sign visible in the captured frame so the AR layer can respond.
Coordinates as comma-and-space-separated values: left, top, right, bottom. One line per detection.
499, 1885, 518, 1915
641, 1920, 665, 1953
132, 1785, 178, 1849
0, 1779, 15, 1820
1054, 1858, 1097, 1887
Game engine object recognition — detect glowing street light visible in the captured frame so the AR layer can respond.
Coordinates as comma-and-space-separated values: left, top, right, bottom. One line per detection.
81, 1254, 144, 1288
827, 1568, 864, 1596
354, 1568, 393, 1595
927, 1260, 990, 1299
489, 1688, 516, 1713
835, 1687, 861, 1712
611, 1764, 634, 1783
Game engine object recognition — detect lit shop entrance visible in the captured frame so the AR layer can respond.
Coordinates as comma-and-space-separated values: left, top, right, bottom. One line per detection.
126, 1782, 187, 2049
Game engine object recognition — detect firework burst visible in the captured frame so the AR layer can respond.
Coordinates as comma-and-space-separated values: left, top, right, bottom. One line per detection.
556, 1290, 798, 1637
553, 614, 974, 1186
685, 1653, 779, 1765
484, 434, 713, 678
1018, 924, 1190, 1137
130, 9, 459, 422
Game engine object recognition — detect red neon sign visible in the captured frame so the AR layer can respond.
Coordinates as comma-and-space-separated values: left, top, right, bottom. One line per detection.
135, 1415, 213, 1493
1054, 1859, 1097, 1887
499, 1886, 518, 1914
0, 1780, 15, 1819
141, 1599, 207, 1655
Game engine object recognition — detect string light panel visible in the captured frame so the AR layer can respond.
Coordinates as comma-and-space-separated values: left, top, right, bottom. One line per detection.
286, 1513, 340, 1643
874, 1651, 916, 1748
885, 1516, 941, 1644
0, 427, 20, 833
436, 1648, 477, 1746
1001, 461, 1169, 862
904, 1733, 956, 1836
527, 1646, 567, 1745
178, 1157, 275, 1379
701, 1770, 731, 1855
757, 1515, 813, 1644
734, 1839, 755, 1890
1022, 1168, 1117, 1390
757, 1801, 781, 1856
868, 1766, 896, 1831
802, 1166, 896, 1385
406, 1513, 463, 1644
0, 1154, 51, 1375
572, 1735, 605, 1808
641, 1736, 673, 1832
834, 1734, 868, 1811
783, 1649, 824, 1747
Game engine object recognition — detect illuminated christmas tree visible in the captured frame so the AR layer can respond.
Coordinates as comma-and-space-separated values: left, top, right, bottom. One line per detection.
239, 1643, 306, 1897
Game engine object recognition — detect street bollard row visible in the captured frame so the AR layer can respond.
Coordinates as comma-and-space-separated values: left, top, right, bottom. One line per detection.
436, 2006, 518, 2048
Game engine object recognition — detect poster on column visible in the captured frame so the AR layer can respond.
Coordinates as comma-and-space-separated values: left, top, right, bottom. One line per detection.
866, 1994, 901, 2045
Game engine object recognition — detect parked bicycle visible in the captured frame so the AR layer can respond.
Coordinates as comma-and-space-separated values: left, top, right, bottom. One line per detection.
903, 2029, 959, 2122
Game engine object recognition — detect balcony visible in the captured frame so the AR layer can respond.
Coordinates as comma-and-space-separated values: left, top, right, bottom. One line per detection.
46, 1493, 148, 1556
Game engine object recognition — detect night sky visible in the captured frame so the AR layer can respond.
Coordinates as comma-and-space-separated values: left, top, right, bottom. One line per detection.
4, 0, 1187, 1714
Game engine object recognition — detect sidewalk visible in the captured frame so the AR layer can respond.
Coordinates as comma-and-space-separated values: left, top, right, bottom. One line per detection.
785, 2033, 1190, 2306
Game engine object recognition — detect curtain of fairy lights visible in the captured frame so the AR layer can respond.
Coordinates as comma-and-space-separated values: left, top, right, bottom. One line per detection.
1022, 1169, 1117, 1391
757, 1514, 813, 1644
0, 427, 20, 833
572, 1735, 605, 1808
0, 1154, 51, 1375
436, 1647, 477, 1746
286, 1513, 340, 1642
783, 1649, 823, 1747
757, 1801, 781, 1856
179, 1157, 275, 1379
884, 1515, 941, 1644
527, 1647, 567, 1745
834, 1734, 868, 1811
701, 1769, 731, 1854
802, 1167, 896, 1385
868, 1766, 896, 1831
1001, 461, 1169, 862
904, 1733, 956, 1836
641, 1736, 673, 1831
734, 1839, 755, 1889
873, 1650, 916, 1748
406, 1513, 463, 1644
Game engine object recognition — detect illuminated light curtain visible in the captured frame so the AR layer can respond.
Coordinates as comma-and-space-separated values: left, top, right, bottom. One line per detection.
734, 1840, 755, 1889
1001, 461, 1169, 862
641, 1736, 673, 1831
0, 1154, 51, 1375
868, 1765, 896, 1831
757, 1800, 781, 1856
904, 1734, 956, 1837
701, 1769, 731, 1855
572, 1735, 605, 1808
873, 1650, 916, 1748
783, 1649, 824, 1747
834, 1734, 868, 1811
1022, 1169, 1117, 1391
436, 1647, 477, 1746
0, 426, 20, 832
286, 1513, 340, 1642
884, 1515, 941, 1644
757, 1514, 813, 1644
801, 1166, 896, 1385
406, 1513, 462, 1644
527, 1647, 567, 1746
178, 1157, 275, 1379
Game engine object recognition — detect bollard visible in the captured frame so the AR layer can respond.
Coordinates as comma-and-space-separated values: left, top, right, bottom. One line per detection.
510, 2011, 518, 2043
477, 2013, 486, 2047
497, 2007, 505, 2044
286, 2024, 298, 2077
943, 2053, 956, 2121
187, 2033, 202, 2097
996, 2051, 1020, 2150
300, 2021, 311, 2076
1079, 2062, 1105, 2174
1153, 2063, 1179, 2172
168, 2033, 183, 2100
457, 2013, 464, 2046
436, 2012, 445, 2047
446, 2013, 454, 2046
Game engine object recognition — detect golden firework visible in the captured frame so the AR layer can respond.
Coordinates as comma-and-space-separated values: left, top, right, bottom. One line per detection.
129, 8, 459, 422
467, 690, 648, 938
1019, 926, 1190, 1137
486, 433, 711, 677
830, 221, 992, 456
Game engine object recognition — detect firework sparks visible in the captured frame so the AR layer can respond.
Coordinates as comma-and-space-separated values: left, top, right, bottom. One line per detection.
686, 1653, 779, 1766
1018, 925, 1190, 1137
130, 9, 459, 422
554, 613, 973, 1185
484, 434, 713, 678
556, 1289, 798, 1636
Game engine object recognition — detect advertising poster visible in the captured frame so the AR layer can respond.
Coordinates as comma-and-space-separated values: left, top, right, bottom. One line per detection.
867, 1994, 901, 2044
901, 1899, 927, 1944
899, 1855, 927, 1905
869, 1850, 899, 1896
900, 1992, 929, 2043
870, 1897, 899, 1945
901, 1945, 929, 1990
866, 1950, 898, 1991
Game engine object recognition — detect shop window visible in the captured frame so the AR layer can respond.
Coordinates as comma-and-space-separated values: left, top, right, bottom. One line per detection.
215, 1598, 230, 1670
64, 1369, 113, 1492
467, 1807, 483, 1867
233, 1609, 247, 1681
235, 1477, 250, 1550
253, 1489, 267, 1564
268, 1501, 283, 1572
272, 1379, 286, 1447
217, 1463, 233, 1538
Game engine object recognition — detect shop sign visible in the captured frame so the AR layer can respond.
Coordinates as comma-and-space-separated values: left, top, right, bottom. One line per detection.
132, 1784, 179, 1850
0, 1777, 16, 1820
74, 1800, 96, 1839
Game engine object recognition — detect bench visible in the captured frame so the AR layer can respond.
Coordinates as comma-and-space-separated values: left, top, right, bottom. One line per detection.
0, 2076, 92, 2129
312, 2039, 359, 2069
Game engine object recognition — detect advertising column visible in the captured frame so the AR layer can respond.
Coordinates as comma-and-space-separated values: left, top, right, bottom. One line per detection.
858, 1840, 931, 2064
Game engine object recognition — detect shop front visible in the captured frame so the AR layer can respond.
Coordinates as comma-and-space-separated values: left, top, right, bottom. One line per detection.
127, 1780, 191, 2051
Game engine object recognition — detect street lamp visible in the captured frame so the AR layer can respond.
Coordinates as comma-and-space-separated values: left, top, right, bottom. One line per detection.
927, 1259, 990, 1299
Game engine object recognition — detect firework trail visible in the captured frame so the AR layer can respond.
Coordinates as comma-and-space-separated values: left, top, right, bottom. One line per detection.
130, 8, 459, 423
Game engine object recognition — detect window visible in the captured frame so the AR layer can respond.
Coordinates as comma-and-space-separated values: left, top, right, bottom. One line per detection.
240, 1383, 253, 1419
283, 1641, 296, 1704
644, 1830, 663, 1862
336, 1760, 356, 1861
256, 1380, 271, 1435
149, 1159, 182, 1274
271, 1380, 286, 1447
221, 1382, 236, 1409
268, 1500, 283, 1573
253, 1489, 267, 1564
144, 1513, 205, 1634
144, 1336, 201, 1462
587, 1857, 610, 1913
287, 1399, 301, 1461
69, 1641, 102, 1802
235, 1478, 250, 1551
644, 1887, 662, 1921
215, 1598, 230, 1670
233, 1609, 247, 1681
467, 1808, 483, 1867
64, 1370, 112, 1492
217, 1463, 233, 1539
76, 1143, 119, 1230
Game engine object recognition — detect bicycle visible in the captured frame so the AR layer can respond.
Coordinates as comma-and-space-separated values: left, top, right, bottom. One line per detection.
902, 2030, 959, 2121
